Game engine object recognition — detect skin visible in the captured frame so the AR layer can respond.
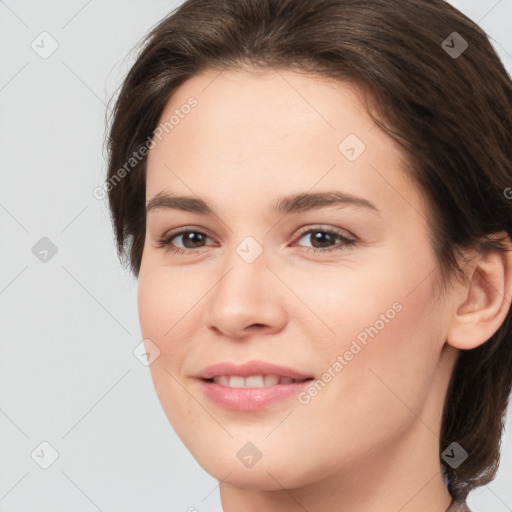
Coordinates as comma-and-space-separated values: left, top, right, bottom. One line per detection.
137, 67, 512, 511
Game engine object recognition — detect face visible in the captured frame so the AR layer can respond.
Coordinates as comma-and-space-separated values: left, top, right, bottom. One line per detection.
138, 68, 456, 490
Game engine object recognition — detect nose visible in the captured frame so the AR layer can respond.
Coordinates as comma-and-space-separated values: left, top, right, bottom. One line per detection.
202, 247, 288, 340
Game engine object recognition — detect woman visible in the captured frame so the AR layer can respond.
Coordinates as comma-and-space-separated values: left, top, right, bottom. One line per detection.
104, 0, 512, 510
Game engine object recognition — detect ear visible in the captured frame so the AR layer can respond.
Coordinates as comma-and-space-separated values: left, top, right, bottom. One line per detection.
447, 235, 512, 350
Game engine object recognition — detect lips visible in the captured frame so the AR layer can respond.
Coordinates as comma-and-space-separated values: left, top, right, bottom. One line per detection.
194, 360, 315, 410
195, 360, 314, 381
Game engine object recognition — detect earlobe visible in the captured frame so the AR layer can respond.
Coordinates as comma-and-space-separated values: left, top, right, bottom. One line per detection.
447, 241, 512, 350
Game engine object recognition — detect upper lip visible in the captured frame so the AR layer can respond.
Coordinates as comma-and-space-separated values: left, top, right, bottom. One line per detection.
196, 360, 314, 380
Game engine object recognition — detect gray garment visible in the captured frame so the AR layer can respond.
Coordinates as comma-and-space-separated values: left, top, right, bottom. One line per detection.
447, 499, 472, 511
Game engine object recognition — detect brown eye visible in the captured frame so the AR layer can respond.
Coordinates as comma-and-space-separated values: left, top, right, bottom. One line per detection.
295, 228, 356, 253
301, 230, 337, 249
157, 229, 213, 254
173, 231, 208, 249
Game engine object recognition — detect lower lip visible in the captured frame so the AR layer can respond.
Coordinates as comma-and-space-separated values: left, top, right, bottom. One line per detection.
197, 379, 313, 411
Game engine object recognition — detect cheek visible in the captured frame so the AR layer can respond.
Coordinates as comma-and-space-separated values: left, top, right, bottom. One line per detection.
137, 264, 198, 345
316, 259, 445, 441
137, 274, 169, 344
283, 254, 411, 355
137, 267, 200, 424
137, 265, 199, 416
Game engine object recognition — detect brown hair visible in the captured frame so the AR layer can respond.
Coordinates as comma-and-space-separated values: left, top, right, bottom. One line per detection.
105, 0, 512, 501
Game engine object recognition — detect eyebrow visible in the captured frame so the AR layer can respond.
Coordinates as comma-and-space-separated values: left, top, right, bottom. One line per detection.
146, 190, 380, 216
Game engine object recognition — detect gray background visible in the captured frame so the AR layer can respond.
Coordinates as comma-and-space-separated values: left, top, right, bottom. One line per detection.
0, 1, 511, 511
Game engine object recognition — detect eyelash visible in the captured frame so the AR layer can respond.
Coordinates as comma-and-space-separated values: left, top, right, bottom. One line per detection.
156, 225, 357, 256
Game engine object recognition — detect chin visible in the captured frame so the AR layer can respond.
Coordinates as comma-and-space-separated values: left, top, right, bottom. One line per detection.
189, 442, 322, 491
205, 464, 299, 491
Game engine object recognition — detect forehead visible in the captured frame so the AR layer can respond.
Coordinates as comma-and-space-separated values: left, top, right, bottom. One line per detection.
145, 68, 422, 219
148, 67, 374, 163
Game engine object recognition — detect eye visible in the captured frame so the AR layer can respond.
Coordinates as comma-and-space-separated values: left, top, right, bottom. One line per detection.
293, 226, 356, 253
157, 228, 213, 254
156, 225, 357, 256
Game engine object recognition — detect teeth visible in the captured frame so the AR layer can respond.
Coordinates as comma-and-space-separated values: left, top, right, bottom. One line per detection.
264, 374, 279, 386
245, 375, 264, 387
214, 375, 230, 386
211, 374, 301, 388
229, 376, 245, 388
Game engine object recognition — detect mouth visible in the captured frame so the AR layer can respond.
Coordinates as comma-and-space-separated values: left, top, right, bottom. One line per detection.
201, 375, 315, 388
195, 360, 314, 381
195, 360, 315, 410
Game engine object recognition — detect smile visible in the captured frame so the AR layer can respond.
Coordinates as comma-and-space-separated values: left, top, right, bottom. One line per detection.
207, 374, 312, 388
